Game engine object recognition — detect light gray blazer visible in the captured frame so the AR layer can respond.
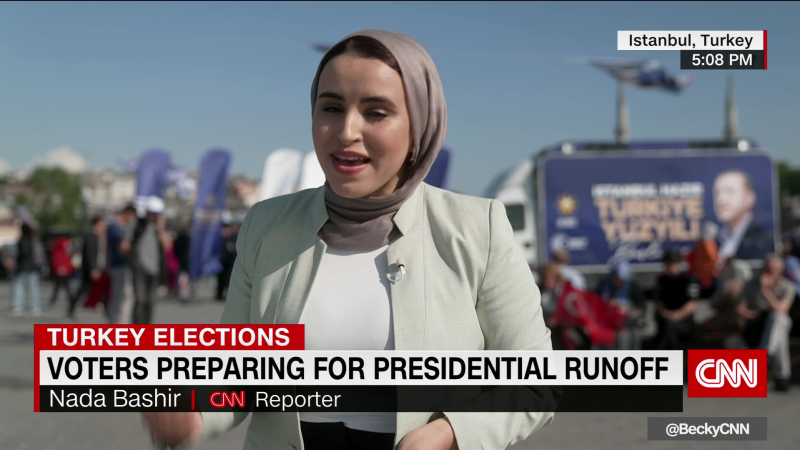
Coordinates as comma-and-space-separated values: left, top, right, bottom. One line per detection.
200, 182, 554, 450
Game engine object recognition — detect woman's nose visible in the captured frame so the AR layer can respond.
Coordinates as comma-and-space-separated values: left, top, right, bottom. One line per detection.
337, 110, 362, 146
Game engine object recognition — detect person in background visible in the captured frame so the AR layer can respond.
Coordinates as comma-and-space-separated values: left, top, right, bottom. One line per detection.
782, 234, 800, 298
700, 256, 753, 337
10, 222, 45, 317
107, 204, 137, 323
164, 229, 181, 297
216, 222, 238, 301
597, 260, 643, 316
542, 262, 626, 350
718, 256, 754, 286
538, 262, 564, 323
47, 235, 75, 310
539, 263, 576, 350
597, 260, 645, 349
780, 235, 800, 338
173, 223, 191, 301
122, 197, 171, 324
551, 250, 586, 291
68, 216, 110, 320
0, 245, 15, 280
687, 223, 719, 298
790, 221, 800, 260
653, 249, 699, 350
738, 254, 795, 391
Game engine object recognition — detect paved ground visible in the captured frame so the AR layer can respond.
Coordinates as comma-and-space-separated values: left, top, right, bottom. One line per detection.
1, 280, 798, 449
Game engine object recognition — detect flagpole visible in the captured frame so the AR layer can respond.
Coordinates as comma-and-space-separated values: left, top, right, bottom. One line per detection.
723, 71, 738, 144
615, 82, 630, 144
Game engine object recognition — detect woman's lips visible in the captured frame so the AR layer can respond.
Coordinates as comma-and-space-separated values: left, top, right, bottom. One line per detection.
331, 154, 370, 176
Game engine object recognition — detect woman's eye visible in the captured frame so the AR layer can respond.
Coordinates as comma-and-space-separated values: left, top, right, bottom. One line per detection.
366, 110, 388, 118
322, 105, 343, 113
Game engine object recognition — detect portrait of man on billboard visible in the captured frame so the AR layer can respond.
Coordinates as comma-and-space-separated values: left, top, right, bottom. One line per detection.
712, 169, 774, 260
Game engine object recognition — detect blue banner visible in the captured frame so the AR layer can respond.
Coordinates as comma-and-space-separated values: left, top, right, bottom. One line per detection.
135, 148, 172, 199
424, 147, 451, 189
189, 148, 232, 279
540, 151, 776, 267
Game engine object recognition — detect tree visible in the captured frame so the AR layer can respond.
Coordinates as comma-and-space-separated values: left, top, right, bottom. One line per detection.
15, 167, 83, 231
778, 161, 800, 197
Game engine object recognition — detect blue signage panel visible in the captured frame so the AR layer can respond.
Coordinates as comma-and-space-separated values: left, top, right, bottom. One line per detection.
540, 151, 776, 267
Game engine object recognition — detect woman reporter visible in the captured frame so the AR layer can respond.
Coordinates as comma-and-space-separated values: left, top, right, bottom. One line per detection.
144, 29, 553, 450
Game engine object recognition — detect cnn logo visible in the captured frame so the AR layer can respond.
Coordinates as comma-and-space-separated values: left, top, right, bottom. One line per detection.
210, 391, 246, 408
688, 350, 767, 397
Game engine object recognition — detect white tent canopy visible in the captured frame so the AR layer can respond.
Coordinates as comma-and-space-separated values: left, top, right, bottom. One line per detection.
298, 151, 326, 191
259, 149, 303, 201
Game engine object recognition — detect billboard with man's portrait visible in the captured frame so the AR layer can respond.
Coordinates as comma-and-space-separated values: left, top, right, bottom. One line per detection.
540, 151, 776, 268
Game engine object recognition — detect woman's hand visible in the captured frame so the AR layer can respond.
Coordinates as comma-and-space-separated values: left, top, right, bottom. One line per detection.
142, 411, 203, 448
398, 417, 458, 450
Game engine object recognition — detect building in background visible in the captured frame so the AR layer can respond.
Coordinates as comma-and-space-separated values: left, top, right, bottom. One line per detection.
3, 160, 292, 232
80, 169, 137, 216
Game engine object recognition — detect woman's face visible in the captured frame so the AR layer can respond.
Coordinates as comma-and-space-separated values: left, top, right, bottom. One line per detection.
313, 54, 413, 198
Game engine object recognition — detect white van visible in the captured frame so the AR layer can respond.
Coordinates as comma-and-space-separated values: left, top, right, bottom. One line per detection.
483, 158, 538, 269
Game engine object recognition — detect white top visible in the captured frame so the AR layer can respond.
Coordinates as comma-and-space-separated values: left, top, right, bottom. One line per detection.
298, 245, 396, 434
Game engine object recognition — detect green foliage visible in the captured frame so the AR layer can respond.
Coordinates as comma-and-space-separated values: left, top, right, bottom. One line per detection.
18, 167, 83, 231
778, 161, 800, 197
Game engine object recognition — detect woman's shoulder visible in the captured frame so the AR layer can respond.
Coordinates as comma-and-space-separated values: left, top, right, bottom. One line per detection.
243, 187, 322, 234
422, 183, 494, 216
421, 183, 500, 236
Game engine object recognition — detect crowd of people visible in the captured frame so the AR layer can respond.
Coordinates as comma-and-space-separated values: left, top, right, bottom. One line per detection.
541, 229, 800, 392
4, 194, 797, 394
3, 197, 240, 324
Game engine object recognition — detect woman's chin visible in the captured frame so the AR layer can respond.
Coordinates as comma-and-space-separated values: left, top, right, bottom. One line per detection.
328, 181, 376, 199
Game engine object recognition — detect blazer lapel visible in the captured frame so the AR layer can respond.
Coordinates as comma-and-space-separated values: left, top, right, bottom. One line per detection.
388, 184, 426, 351
390, 185, 429, 445
261, 184, 429, 444
271, 188, 329, 325
268, 182, 428, 347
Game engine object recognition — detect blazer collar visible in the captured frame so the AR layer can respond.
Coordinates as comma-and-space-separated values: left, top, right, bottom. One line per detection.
393, 183, 426, 236
302, 183, 427, 236
303, 187, 329, 234
274, 183, 428, 351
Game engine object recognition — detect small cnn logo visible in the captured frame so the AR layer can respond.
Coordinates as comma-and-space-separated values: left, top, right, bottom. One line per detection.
210, 391, 246, 408
688, 350, 767, 397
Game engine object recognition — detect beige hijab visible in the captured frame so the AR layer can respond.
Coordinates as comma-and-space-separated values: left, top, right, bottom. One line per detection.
311, 29, 447, 251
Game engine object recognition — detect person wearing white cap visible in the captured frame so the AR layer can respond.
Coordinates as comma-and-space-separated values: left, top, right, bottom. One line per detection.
121, 196, 171, 324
